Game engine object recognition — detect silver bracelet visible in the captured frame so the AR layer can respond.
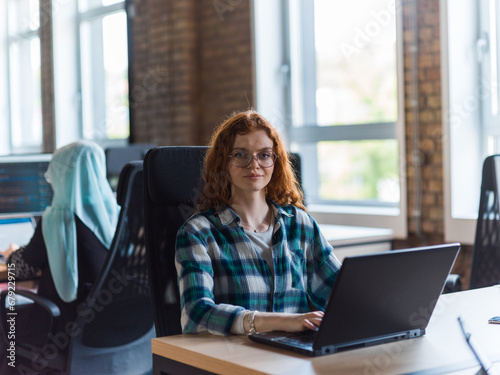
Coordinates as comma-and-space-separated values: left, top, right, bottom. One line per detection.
247, 310, 258, 334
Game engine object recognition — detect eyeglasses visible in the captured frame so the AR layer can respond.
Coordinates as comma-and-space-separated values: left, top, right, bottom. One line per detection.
228, 150, 278, 168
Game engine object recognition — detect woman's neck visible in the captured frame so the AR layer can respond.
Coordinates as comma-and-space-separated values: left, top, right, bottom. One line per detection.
229, 192, 270, 232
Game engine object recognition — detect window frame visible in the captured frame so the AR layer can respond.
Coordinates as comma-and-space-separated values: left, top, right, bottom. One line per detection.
441, 0, 483, 246
0, 2, 10, 155
2, 0, 43, 155
252, 0, 407, 237
79, 2, 129, 144
52, 0, 129, 150
287, 0, 401, 207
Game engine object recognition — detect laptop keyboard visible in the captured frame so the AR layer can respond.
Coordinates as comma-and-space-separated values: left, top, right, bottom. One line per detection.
277, 330, 317, 348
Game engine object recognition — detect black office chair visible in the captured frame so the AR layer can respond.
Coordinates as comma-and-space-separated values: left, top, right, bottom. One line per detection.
470, 155, 500, 289
105, 143, 156, 191
1, 161, 155, 374
289, 152, 305, 205
143, 146, 307, 338
143, 146, 208, 338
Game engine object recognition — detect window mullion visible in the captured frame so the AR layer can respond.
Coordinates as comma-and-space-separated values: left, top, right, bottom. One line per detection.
290, 123, 396, 143
298, 0, 317, 127
79, 2, 125, 22
2, 2, 13, 154
6, 0, 42, 154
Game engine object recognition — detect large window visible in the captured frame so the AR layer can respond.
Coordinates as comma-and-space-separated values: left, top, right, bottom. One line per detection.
253, 0, 406, 236
79, 0, 129, 141
443, 0, 496, 244
1, 0, 42, 154
288, 0, 401, 206
0, 0, 130, 154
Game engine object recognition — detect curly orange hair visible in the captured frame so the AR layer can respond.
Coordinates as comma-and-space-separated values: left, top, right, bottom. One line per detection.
197, 110, 305, 212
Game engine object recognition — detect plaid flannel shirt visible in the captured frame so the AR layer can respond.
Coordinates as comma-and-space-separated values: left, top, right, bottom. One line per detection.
175, 201, 341, 336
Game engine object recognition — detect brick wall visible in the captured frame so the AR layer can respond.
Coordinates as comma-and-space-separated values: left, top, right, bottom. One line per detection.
129, 0, 254, 146
197, 0, 254, 145
403, 0, 444, 241
398, 0, 472, 286
130, 0, 200, 146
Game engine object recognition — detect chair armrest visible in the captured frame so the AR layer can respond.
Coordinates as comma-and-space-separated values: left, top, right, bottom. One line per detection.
443, 274, 462, 293
0, 289, 61, 318
0, 289, 61, 349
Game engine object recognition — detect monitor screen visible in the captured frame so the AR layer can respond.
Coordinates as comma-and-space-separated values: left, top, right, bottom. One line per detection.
0, 154, 53, 217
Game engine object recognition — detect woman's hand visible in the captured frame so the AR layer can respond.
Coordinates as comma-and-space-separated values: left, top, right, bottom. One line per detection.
0, 243, 20, 260
297, 311, 324, 332
247, 310, 324, 334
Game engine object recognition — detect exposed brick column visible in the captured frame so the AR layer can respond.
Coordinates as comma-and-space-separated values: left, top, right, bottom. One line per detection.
403, 0, 443, 241
130, 0, 254, 146
196, 0, 254, 145
398, 0, 472, 287
40, 0, 56, 153
130, 0, 199, 145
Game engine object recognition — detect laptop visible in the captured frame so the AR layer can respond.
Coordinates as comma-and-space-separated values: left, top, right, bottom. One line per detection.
0, 217, 36, 262
249, 243, 461, 356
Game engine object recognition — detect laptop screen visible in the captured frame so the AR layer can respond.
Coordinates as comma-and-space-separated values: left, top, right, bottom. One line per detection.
315, 243, 460, 347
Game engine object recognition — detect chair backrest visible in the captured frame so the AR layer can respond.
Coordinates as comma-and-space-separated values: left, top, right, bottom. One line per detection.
289, 152, 304, 205
143, 146, 208, 337
0, 161, 154, 374
471, 155, 500, 289
142, 147, 305, 337
105, 143, 155, 190
69, 161, 154, 369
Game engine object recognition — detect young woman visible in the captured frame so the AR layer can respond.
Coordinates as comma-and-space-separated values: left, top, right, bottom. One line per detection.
0, 140, 119, 370
175, 110, 341, 336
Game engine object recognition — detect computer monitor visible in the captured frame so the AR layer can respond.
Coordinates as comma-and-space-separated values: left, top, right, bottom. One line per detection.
0, 154, 53, 217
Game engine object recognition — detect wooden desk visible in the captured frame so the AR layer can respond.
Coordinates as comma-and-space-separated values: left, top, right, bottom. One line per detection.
152, 286, 500, 375
0, 263, 7, 280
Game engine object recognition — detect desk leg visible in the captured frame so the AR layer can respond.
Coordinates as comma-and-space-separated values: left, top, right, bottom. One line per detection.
153, 354, 215, 375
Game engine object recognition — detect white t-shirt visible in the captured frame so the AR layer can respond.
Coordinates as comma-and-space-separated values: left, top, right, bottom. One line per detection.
231, 220, 274, 335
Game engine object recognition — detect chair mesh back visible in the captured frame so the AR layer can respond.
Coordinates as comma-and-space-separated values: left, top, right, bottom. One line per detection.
471, 155, 500, 289
143, 146, 208, 337
289, 152, 304, 205
80, 161, 154, 347
105, 144, 155, 190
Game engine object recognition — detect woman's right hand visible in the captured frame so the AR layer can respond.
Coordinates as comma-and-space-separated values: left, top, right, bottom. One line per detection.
247, 310, 324, 334
0, 243, 20, 260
